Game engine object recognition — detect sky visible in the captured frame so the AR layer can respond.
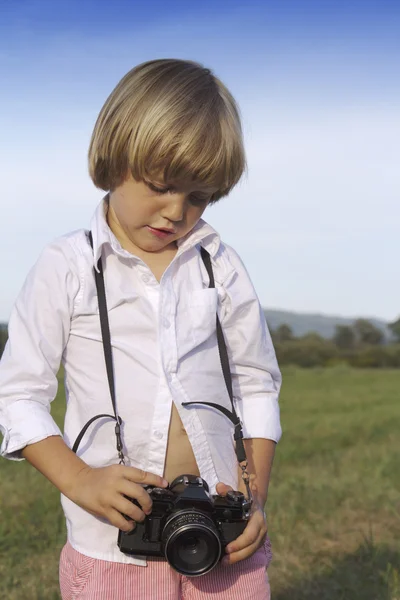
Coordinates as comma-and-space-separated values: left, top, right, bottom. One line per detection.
0, 0, 399, 322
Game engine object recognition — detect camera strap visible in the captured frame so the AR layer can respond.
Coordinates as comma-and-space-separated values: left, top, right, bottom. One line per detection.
182, 248, 252, 503
71, 232, 124, 462
72, 235, 251, 503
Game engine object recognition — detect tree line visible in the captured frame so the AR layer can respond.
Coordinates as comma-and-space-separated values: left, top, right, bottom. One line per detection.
271, 318, 400, 368
0, 325, 7, 359
1, 318, 400, 368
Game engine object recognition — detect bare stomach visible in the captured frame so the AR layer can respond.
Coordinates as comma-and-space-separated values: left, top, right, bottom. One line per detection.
163, 403, 200, 484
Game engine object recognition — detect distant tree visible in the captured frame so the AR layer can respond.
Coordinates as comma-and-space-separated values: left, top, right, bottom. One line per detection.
301, 332, 324, 343
388, 317, 400, 343
275, 336, 339, 368
274, 324, 294, 343
349, 346, 394, 368
333, 325, 356, 350
353, 319, 384, 346
0, 324, 8, 358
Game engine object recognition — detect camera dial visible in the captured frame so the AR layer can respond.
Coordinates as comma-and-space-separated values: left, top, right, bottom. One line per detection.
150, 487, 167, 497
226, 490, 245, 503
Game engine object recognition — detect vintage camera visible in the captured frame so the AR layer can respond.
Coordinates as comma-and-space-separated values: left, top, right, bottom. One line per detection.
118, 474, 251, 577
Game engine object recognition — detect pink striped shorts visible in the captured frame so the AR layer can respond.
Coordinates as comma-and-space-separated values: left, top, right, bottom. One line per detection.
59, 538, 272, 599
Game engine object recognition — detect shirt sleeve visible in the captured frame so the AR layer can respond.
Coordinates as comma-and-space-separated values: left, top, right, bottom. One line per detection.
217, 244, 282, 442
0, 238, 81, 460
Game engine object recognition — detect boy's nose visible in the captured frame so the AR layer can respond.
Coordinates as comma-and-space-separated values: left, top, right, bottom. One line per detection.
161, 195, 186, 223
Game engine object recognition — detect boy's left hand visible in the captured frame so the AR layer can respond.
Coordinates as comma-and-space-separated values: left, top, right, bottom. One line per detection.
216, 482, 267, 565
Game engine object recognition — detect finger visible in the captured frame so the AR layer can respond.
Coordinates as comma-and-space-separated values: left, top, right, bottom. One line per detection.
114, 496, 146, 524
216, 482, 234, 496
226, 516, 265, 554
123, 467, 168, 489
119, 482, 153, 514
106, 508, 137, 532
222, 538, 263, 565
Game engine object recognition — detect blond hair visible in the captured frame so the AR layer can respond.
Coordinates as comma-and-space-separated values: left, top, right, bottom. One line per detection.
88, 59, 245, 201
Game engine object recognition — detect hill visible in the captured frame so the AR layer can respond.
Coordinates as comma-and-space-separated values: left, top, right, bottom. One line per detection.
263, 309, 390, 340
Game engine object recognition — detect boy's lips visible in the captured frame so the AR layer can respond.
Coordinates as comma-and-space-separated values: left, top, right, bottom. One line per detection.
146, 225, 176, 239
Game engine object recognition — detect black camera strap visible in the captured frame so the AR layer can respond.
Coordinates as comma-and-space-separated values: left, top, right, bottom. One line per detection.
72, 236, 251, 503
71, 232, 124, 462
181, 248, 247, 462
182, 248, 252, 504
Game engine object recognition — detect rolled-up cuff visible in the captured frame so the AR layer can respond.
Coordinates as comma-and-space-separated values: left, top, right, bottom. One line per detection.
0, 400, 62, 460
235, 394, 282, 442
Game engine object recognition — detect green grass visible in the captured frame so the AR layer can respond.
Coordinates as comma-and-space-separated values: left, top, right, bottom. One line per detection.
1, 367, 399, 599
268, 367, 400, 600
0, 378, 66, 600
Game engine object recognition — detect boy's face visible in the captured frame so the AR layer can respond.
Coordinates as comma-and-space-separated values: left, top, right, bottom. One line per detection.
108, 174, 216, 254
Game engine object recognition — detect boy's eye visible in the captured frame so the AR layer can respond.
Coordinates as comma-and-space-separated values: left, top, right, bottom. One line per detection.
146, 181, 210, 204
147, 182, 171, 194
189, 194, 209, 206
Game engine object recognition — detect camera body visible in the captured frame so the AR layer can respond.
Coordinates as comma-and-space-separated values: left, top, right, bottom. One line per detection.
118, 474, 250, 576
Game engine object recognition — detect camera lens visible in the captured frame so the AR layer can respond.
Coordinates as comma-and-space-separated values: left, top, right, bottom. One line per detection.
162, 510, 221, 576
177, 532, 209, 566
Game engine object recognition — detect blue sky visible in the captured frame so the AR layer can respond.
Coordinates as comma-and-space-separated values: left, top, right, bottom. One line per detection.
1, 0, 399, 322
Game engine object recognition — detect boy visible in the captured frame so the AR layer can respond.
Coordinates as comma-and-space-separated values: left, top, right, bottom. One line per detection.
0, 59, 281, 599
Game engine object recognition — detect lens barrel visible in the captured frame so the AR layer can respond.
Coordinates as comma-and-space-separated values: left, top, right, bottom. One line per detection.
162, 509, 221, 576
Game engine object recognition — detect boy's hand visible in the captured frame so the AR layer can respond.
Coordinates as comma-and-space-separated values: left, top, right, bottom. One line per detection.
68, 464, 168, 532
216, 482, 267, 565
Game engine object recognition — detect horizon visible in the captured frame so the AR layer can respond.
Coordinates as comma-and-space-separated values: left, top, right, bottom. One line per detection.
1, 0, 399, 322
264, 307, 390, 324
0, 306, 392, 327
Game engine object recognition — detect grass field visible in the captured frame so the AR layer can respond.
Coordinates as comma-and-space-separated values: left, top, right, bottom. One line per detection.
1, 367, 399, 599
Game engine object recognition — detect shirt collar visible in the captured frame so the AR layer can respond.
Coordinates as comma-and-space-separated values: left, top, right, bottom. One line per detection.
89, 197, 221, 269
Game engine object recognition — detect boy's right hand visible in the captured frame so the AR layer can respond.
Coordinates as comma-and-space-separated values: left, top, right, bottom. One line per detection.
68, 464, 169, 531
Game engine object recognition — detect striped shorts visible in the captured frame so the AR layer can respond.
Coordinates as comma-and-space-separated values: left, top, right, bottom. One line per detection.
59, 539, 272, 599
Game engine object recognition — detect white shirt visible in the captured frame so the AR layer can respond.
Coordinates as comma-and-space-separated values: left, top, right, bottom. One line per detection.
0, 199, 282, 564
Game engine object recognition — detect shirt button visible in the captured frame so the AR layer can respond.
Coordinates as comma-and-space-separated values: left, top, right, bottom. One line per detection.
154, 430, 163, 440
142, 274, 151, 284
163, 318, 170, 328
